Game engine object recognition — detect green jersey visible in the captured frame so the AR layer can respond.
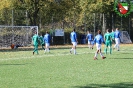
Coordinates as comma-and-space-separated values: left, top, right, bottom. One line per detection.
39, 36, 44, 45
111, 32, 115, 39
32, 34, 39, 45
104, 32, 112, 42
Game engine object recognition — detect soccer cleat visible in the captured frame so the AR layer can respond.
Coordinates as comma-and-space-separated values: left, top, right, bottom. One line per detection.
33, 52, 34, 55
94, 57, 98, 60
102, 56, 106, 59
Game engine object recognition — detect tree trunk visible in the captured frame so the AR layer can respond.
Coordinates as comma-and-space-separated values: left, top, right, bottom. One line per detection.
102, 13, 106, 34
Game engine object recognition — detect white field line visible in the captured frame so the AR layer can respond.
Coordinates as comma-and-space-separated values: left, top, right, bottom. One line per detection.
0, 49, 131, 61
0, 52, 95, 61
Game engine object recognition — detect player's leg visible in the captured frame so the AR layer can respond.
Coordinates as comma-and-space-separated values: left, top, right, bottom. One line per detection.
41, 43, 45, 50
114, 38, 117, 49
73, 42, 77, 54
47, 43, 50, 53
99, 48, 106, 59
94, 49, 99, 60
90, 41, 94, 49
36, 45, 39, 54
44, 43, 47, 53
94, 43, 100, 60
70, 42, 73, 54
109, 41, 112, 54
88, 41, 91, 49
33, 45, 39, 55
115, 38, 119, 51
33, 45, 35, 55
104, 41, 108, 54
96, 44, 106, 59
117, 38, 120, 51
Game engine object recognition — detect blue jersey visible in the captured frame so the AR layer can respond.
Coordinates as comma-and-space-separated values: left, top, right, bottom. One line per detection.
43, 34, 51, 43
93, 34, 104, 44
70, 32, 77, 42
86, 33, 93, 41
114, 30, 120, 38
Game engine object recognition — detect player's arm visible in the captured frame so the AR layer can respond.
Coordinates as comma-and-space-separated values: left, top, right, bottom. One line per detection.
75, 33, 78, 43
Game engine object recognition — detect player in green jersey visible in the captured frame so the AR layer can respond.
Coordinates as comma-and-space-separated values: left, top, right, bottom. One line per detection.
32, 32, 39, 55
104, 29, 112, 54
111, 29, 115, 44
39, 34, 45, 51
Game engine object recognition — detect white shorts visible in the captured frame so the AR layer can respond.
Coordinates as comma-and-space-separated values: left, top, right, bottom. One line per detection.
72, 42, 77, 46
96, 43, 101, 50
45, 43, 50, 47
88, 40, 93, 45
115, 38, 120, 44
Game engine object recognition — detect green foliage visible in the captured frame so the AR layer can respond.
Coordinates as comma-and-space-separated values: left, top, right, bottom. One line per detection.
0, 0, 131, 33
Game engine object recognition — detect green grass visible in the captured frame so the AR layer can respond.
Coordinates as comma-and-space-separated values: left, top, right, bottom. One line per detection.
0, 44, 133, 88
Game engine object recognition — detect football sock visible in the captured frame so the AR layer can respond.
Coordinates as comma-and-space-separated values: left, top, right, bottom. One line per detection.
48, 48, 50, 52
71, 48, 73, 51
74, 49, 76, 54
100, 53, 103, 57
104, 48, 107, 54
109, 47, 112, 54
118, 45, 120, 50
94, 53, 98, 57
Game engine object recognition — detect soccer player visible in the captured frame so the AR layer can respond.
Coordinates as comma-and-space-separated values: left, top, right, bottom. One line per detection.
114, 28, 121, 51
86, 30, 93, 49
32, 32, 39, 55
70, 29, 78, 55
39, 34, 45, 51
43, 31, 51, 53
93, 30, 106, 60
111, 29, 115, 44
104, 29, 112, 54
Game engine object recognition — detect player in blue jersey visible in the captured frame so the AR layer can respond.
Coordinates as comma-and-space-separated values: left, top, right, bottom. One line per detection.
86, 30, 93, 49
93, 30, 106, 60
114, 28, 121, 51
43, 31, 51, 53
70, 29, 78, 55
32, 32, 39, 55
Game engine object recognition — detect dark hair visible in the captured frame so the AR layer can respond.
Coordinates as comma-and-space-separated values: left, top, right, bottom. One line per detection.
73, 28, 75, 32
98, 30, 101, 34
34, 31, 37, 34
106, 29, 109, 32
46, 31, 48, 33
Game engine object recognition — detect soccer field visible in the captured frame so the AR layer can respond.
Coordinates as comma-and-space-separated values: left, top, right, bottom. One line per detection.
0, 44, 133, 88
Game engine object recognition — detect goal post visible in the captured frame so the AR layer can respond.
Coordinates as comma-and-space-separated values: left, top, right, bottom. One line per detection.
120, 31, 132, 44
0, 26, 38, 48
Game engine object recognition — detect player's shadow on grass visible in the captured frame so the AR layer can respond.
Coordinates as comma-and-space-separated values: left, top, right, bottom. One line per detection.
74, 82, 133, 88
111, 58, 133, 59
121, 52, 133, 54
0, 48, 33, 52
